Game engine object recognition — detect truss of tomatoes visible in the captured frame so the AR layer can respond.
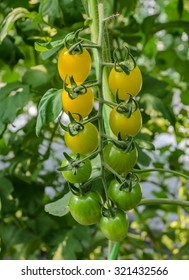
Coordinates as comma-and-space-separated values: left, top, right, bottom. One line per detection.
57, 41, 143, 242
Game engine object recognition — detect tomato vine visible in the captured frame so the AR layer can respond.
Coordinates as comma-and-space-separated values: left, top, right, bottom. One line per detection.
35, 0, 189, 260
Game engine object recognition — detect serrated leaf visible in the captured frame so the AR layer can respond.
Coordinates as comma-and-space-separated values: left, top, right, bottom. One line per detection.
0, 8, 31, 43
36, 88, 62, 136
45, 192, 72, 217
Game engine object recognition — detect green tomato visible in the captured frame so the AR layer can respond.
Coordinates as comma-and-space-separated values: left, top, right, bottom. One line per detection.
100, 210, 129, 241
103, 143, 138, 174
61, 153, 92, 184
69, 192, 101, 225
108, 179, 142, 211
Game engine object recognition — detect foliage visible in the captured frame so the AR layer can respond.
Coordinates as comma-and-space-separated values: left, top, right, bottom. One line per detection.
0, 0, 189, 260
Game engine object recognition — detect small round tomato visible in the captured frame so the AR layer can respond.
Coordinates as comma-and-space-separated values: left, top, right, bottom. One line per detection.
61, 153, 92, 184
58, 47, 92, 83
109, 65, 142, 100
69, 192, 101, 225
109, 107, 142, 139
103, 143, 138, 174
108, 179, 142, 211
100, 210, 129, 241
62, 86, 94, 120
64, 122, 99, 154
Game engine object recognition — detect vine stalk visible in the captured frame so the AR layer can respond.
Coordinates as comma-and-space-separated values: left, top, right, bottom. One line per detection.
88, 0, 120, 260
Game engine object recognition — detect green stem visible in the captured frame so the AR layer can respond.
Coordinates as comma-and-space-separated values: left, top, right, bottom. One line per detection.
88, 1, 108, 199
134, 168, 189, 180
88, 1, 119, 261
139, 198, 189, 208
108, 241, 121, 260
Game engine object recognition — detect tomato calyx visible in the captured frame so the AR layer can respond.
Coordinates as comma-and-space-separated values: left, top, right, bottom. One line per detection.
64, 29, 83, 55
119, 172, 139, 193
58, 152, 85, 175
67, 121, 84, 136
116, 96, 138, 118
113, 45, 137, 75
64, 76, 88, 99
101, 200, 118, 219
111, 136, 136, 153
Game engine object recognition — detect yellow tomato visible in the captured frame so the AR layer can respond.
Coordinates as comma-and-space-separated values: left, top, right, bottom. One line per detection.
64, 122, 99, 154
109, 107, 142, 139
62, 85, 94, 120
109, 65, 142, 100
58, 47, 92, 83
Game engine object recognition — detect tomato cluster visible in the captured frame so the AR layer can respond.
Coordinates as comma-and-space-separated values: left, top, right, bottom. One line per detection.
57, 35, 143, 242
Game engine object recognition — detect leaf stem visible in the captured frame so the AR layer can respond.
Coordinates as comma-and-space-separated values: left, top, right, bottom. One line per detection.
133, 168, 189, 180
139, 198, 189, 208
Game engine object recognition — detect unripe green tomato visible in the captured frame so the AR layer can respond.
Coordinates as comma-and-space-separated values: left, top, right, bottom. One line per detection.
61, 153, 92, 184
100, 210, 129, 241
108, 179, 142, 211
103, 143, 138, 174
69, 192, 101, 225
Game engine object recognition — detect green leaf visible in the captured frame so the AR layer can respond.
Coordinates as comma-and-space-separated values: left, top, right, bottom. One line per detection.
140, 93, 176, 127
39, 0, 63, 27
136, 145, 152, 167
36, 88, 62, 136
40, 46, 62, 60
45, 192, 72, 217
0, 82, 30, 126
35, 39, 64, 52
177, 0, 183, 18
180, 90, 189, 105
141, 73, 169, 99
35, 39, 64, 59
141, 13, 160, 39
59, 0, 84, 25
0, 8, 31, 43
22, 65, 53, 89
0, 177, 15, 215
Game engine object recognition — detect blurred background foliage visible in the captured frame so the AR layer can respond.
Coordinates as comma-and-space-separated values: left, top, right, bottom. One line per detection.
0, 0, 189, 260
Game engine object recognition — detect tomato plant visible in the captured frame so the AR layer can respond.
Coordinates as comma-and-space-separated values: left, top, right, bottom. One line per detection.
61, 154, 92, 183
69, 192, 101, 225
64, 122, 99, 154
58, 47, 92, 83
109, 65, 142, 100
100, 210, 129, 241
109, 107, 142, 139
103, 142, 138, 174
108, 179, 142, 211
62, 86, 94, 119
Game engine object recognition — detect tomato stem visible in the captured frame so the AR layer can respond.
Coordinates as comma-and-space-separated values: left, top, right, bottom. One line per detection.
103, 162, 123, 182
108, 241, 121, 260
139, 198, 189, 208
133, 168, 189, 180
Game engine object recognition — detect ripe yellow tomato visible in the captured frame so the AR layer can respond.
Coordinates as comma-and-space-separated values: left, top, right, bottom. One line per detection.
58, 47, 92, 83
62, 85, 94, 120
109, 65, 142, 100
109, 107, 142, 139
64, 122, 99, 154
